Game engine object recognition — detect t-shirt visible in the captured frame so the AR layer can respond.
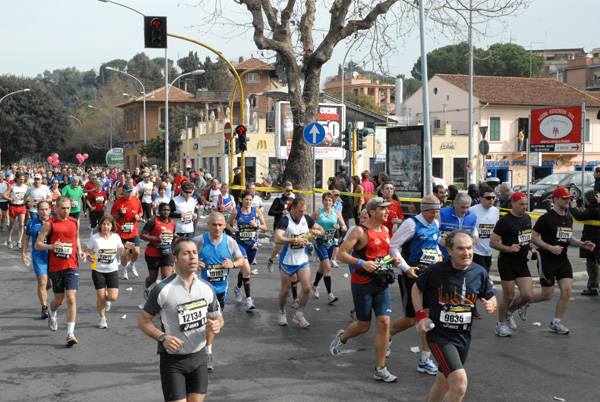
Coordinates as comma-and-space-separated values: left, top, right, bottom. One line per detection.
416, 260, 496, 349
26, 185, 51, 213
111, 196, 143, 238
493, 212, 532, 263
136, 181, 154, 203
469, 204, 500, 257
86, 233, 124, 273
532, 209, 573, 262
383, 199, 404, 235
62, 185, 84, 213
87, 190, 107, 212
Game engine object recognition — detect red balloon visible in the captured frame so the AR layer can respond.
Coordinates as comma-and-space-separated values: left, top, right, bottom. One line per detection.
47, 156, 53, 164
53, 153, 59, 160
76, 153, 82, 159
83, 153, 89, 160
53, 160, 59, 166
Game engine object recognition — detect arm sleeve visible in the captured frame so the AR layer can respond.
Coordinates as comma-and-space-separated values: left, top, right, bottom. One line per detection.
142, 219, 155, 233
268, 198, 282, 217
276, 215, 289, 231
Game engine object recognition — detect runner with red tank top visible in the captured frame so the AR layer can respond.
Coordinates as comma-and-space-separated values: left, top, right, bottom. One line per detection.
111, 183, 143, 280
141, 202, 177, 299
330, 197, 403, 383
35, 196, 85, 347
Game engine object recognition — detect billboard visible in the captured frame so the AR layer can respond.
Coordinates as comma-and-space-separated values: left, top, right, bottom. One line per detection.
275, 102, 346, 159
387, 126, 424, 200
106, 148, 124, 170
530, 104, 584, 152
374, 126, 387, 163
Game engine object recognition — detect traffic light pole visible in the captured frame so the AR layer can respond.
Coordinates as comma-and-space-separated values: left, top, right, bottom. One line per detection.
352, 127, 357, 180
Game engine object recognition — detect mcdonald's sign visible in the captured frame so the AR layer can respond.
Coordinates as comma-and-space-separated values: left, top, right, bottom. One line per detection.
257, 140, 268, 149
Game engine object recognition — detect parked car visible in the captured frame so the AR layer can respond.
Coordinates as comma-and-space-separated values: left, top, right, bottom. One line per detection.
433, 177, 448, 189
513, 172, 594, 211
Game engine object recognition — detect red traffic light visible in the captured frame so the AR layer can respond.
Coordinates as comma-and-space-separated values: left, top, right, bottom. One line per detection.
151, 19, 162, 29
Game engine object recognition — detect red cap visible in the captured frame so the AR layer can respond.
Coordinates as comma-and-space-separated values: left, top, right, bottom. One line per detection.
510, 192, 527, 203
552, 187, 574, 198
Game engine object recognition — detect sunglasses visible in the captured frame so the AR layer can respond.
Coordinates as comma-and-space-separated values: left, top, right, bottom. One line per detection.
483, 196, 496, 200
284, 189, 293, 192
183, 191, 193, 194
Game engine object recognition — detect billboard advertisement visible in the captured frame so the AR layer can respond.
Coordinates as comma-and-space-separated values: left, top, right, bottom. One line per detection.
106, 148, 124, 170
275, 102, 346, 159
374, 126, 387, 163
386, 126, 424, 200
530, 104, 584, 152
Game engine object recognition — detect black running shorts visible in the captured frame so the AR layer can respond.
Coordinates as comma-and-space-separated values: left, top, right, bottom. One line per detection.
159, 349, 208, 400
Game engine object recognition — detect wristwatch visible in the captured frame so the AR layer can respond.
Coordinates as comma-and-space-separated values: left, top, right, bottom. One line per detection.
158, 333, 167, 343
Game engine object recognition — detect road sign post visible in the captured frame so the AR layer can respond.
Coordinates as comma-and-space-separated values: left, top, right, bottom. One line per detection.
303, 122, 326, 209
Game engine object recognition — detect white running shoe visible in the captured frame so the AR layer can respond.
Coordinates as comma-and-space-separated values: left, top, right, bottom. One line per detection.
311, 284, 320, 299
98, 316, 108, 329
330, 260, 339, 268
121, 264, 129, 280
506, 313, 517, 331
293, 313, 310, 328
129, 263, 139, 278
246, 298, 256, 311
330, 329, 345, 356
374, 366, 397, 382
234, 286, 243, 303
495, 322, 512, 337
105, 301, 111, 312
327, 293, 338, 305
48, 315, 58, 331
278, 311, 288, 326
291, 298, 299, 309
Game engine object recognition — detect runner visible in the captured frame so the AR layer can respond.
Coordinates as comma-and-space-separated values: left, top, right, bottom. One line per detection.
211, 183, 235, 220
274, 198, 324, 328
86, 179, 108, 234
3, 172, 28, 248
489, 192, 536, 337
225, 190, 268, 311
310, 192, 346, 305
438, 193, 478, 260
194, 212, 244, 372
136, 173, 154, 221
35, 196, 85, 346
169, 181, 198, 239
111, 183, 143, 280
0, 173, 9, 230
413, 230, 497, 402
330, 197, 402, 382
25, 174, 52, 220
22, 201, 52, 319
49, 179, 62, 216
527, 187, 595, 334
266, 182, 295, 272
62, 176, 83, 220
138, 238, 223, 402
84, 215, 131, 328
388, 195, 442, 376
141, 202, 177, 299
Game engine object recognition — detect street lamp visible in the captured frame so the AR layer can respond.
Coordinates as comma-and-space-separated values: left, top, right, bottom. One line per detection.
97, 0, 145, 17
165, 69, 204, 171
105, 66, 147, 144
87, 105, 114, 149
0, 88, 31, 166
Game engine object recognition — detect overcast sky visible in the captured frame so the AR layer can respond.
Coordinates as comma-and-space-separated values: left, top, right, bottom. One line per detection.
1, 0, 598, 87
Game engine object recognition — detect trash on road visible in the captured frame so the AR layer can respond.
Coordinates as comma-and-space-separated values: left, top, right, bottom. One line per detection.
121, 315, 127, 319
532, 322, 541, 326
553, 397, 565, 401
138, 304, 144, 310
251, 269, 259, 275
410, 346, 420, 353
126, 287, 133, 291
343, 273, 349, 278
314, 308, 320, 311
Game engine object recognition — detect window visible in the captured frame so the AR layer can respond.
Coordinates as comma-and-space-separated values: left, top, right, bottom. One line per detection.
585, 118, 590, 142
125, 111, 130, 132
490, 117, 500, 141
453, 157, 468, 189
247, 73, 259, 83
432, 158, 443, 178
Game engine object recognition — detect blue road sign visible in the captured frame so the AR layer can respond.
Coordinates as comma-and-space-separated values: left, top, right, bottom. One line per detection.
303, 122, 326, 146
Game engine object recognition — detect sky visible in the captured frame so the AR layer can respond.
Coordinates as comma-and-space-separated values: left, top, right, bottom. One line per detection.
1, 0, 598, 87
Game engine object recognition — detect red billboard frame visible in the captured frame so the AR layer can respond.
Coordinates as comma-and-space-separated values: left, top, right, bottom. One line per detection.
530, 104, 583, 152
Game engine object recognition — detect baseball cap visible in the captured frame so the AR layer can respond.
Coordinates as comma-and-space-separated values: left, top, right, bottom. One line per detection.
33, 174, 42, 179
552, 187, 574, 199
123, 183, 134, 192
366, 197, 392, 211
332, 189, 340, 195
142, 173, 150, 178
510, 192, 527, 203
4, 172, 10, 177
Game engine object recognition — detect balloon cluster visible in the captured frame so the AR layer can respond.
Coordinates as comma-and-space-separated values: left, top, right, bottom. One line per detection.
46, 153, 60, 166
76, 153, 89, 164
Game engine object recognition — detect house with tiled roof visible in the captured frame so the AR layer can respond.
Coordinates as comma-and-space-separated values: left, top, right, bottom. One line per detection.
401, 74, 600, 186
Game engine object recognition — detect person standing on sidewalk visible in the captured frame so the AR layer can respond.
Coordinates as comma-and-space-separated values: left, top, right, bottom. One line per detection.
570, 190, 600, 296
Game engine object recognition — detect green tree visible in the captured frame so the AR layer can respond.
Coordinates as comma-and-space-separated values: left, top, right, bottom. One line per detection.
342, 93, 384, 114
197, 57, 235, 91
126, 53, 164, 90
0, 76, 72, 165
35, 67, 98, 110
403, 77, 421, 99
177, 51, 202, 93
411, 42, 487, 80
480, 43, 544, 77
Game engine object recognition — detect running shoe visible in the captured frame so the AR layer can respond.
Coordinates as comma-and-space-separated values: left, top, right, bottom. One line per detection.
278, 311, 288, 326
293, 313, 310, 328
549, 321, 570, 335
495, 322, 512, 337
3, 240, 6, 246
41, 306, 49, 320
267, 259, 274, 273
48, 315, 58, 331
252, 259, 257, 265
330, 329, 345, 356
417, 358, 438, 375
17, 241, 21, 249
206, 353, 214, 372
506, 313, 517, 331
327, 293, 339, 305
121, 264, 129, 280
472, 306, 482, 320
246, 298, 256, 311
518, 304, 529, 321
98, 316, 108, 329
373, 366, 397, 383
66, 334, 78, 347
7, 240, 13, 249
105, 301, 111, 312
330, 260, 339, 268
386, 338, 393, 358
129, 263, 139, 278
311, 284, 320, 299
234, 286, 243, 303
291, 298, 299, 309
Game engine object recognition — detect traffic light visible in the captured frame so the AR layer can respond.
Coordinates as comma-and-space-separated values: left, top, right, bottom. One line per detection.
234, 138, 240, 155
159, 139, 166, 156
356, 127, 373, 151
144, 17, 167, 49
239, 133, 247, 152
342, 123, 353, 152
224, 139, 230, 154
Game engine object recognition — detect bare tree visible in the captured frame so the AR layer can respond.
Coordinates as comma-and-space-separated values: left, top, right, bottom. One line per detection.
190, 0, 530, 195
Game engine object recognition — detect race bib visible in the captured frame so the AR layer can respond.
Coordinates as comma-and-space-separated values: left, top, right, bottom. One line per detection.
478, 224, 494, 239
323, 230, 336, 243
122, 222, 134, 233
16, 193, 25, 201
71, 200, 79, 208
440, 229, 452, 239
95, 196, 105, 204
98, 249, 116, 264
159, 233, 174, 246
177, 299, 208, 332
556, 227, 572, 242
239, 226, 256, 241
439, 303, 472, 331
419, 248, 438, 265
182, 212, 193, 224
206, 264, 227, 282
33, 199, 42, 207
290, 234, 307, 250
144, 189, 152, 197
54, 242, 74, 259
518, 229, 532, 245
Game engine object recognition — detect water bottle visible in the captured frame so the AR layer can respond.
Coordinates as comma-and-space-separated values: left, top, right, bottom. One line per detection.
24, 252, 32, 267
91, 251, 97, 270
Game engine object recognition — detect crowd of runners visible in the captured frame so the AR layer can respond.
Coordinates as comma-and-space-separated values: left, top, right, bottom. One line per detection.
5, 162, 599, 402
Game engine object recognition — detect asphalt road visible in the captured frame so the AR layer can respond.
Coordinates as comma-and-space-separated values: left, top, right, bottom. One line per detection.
0, 206, 599, 401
